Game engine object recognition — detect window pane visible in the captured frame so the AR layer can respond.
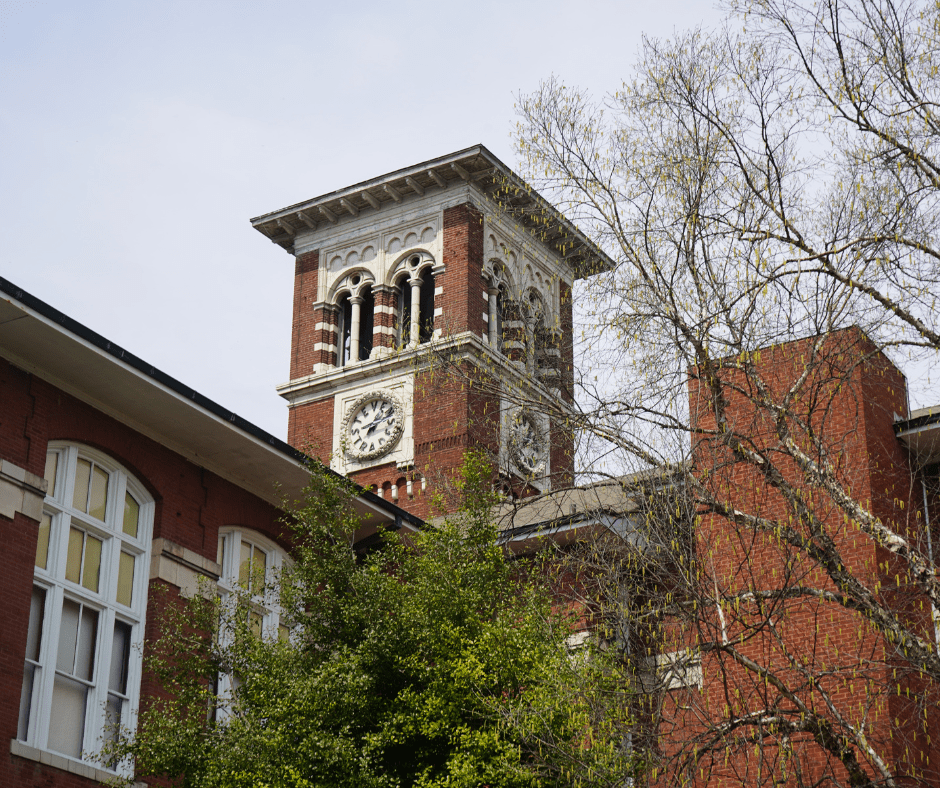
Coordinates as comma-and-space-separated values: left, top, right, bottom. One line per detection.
239, 540, 252, 588
73, 458, 91, 513
44, 452, 58, 498
82, 534, 102, 593
253, 546, 266, 591
19, 587, 47, 739
117, 552, 135, 607
26, 586, 46, 662
217, 534, 225, 567
249, 610, 263, 637
110, 621, 132, 694
123, 493, 139, 538
36, 513, 51, 569
89, 466, 109, 521
49, 674, 87, 759
75, 605, 98, 681
103, 693, 123, 754
17, 663, 36, 740
57, 598, 80, 673
66, 527, 83, 584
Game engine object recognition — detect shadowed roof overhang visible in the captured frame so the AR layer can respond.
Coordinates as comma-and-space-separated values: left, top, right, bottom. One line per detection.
250, 144, 615, 281
895, 406, 940, 465
0, 276, 423, 530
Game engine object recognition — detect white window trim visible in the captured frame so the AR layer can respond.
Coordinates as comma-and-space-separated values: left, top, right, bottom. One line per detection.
648, 649, 703, 691
18, 443, 153, 778
215, 528, 290, 715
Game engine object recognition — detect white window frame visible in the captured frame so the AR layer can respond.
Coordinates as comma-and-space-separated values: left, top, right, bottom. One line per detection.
18, 443, 153, 778
214, 528, 289, 713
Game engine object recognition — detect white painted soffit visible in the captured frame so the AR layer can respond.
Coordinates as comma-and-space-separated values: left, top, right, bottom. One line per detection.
249, 144, 615, 280
0, 280, 421, 530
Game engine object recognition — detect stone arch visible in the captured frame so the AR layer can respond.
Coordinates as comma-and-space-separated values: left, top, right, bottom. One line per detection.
327, 268, 377, 303
388, 251, 437, 346
386, 249, 437, 287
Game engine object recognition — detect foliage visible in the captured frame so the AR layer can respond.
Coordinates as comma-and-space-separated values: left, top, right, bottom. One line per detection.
511, 1, 940, 785
109, 453, 637, 788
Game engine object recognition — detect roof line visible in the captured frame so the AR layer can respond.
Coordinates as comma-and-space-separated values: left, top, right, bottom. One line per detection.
895, 409, 940, 434
250, 144, 489, 224
0, 275, 423, 529
249, 144, 617, 277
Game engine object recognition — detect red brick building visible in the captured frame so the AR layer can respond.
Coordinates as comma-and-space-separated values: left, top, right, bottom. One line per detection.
2, 148, 937, 788
0, 277, 419, 786
649, 329, 940, 786
0, 146, 612, 786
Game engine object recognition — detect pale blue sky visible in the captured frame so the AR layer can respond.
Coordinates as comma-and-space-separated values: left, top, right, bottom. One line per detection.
1, 0, 723, 437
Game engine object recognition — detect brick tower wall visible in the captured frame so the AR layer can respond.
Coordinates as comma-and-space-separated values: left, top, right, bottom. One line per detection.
667, 328, 936, 786
284, 199, 578, 516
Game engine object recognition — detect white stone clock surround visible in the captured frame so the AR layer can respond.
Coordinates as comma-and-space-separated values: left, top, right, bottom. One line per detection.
332, 374, 414, 475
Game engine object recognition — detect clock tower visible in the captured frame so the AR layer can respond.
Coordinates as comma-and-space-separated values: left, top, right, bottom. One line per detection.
251, 146, 610, 519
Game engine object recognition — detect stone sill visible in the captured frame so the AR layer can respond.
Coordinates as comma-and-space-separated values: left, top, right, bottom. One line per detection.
9, 739, 146, 787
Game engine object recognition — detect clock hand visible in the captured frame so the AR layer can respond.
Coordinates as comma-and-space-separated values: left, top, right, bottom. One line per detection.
366, 414, 396, 434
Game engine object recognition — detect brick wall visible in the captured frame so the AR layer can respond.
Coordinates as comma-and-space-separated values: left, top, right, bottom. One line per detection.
287, 396, 335, 461
290, 250, 320, 379
667, 328, 937, 786
441, 203, 485, 339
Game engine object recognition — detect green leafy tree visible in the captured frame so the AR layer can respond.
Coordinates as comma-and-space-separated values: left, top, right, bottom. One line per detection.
109, 453, 637, 788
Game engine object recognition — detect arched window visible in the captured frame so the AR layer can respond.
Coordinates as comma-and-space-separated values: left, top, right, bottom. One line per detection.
358, 285, 374, 361
216, 528, 289, 641
525, 289, 549, 376
335, 280, 375, 367
395, 273, 412, 348
19, 444, 153, 775
418, 269, 435, 343
214, 529, 289, 719
336, 293, 352, 367
495, 282, 507, 353
394, 257, 436, 347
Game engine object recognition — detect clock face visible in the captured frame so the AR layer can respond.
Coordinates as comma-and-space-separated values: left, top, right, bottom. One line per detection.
509, 411, 546, 475
346, 394, 403, 461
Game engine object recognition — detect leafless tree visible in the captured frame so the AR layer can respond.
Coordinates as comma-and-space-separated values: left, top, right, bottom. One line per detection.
507, 1, 940, 785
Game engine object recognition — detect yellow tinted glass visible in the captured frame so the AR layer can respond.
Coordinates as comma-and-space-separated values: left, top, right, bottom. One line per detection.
117, 552, 135, 607
123, 492, 139, 538
249, 611, 263, 637
66, 527, 83, 584
73, 459, 91, 512
217, 534, 225, 566
36, 513, 51, 569
44, 452, 58, 498
83, 534, 102, 592
89, 466, 109, 521
253, 546, 266, 590
239, 541, 252, 588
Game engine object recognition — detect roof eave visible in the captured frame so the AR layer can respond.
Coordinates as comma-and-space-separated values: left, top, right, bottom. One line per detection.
249, 145, 615, 280
0, 276, 423, 529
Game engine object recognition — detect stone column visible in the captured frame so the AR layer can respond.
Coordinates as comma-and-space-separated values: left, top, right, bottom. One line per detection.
409, 275, 422, 347
488, 286, 499, 347
349, 295, 363, 363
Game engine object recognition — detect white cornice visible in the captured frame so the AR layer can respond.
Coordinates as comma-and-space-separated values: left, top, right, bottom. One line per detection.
277, 331, 570, 415
250, 145, 614, 280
